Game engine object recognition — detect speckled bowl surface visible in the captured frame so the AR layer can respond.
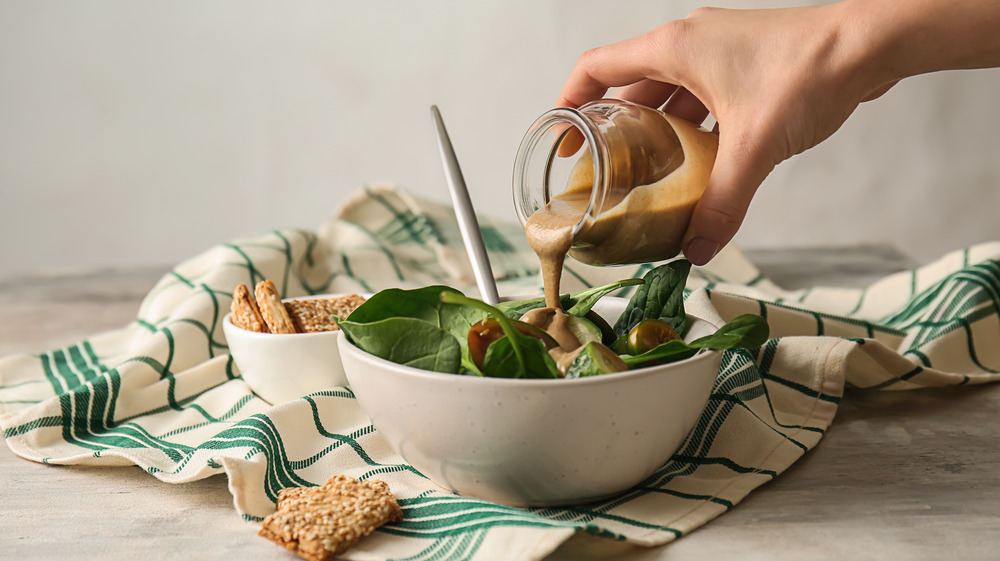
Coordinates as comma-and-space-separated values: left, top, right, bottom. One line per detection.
338, 297, 722, 506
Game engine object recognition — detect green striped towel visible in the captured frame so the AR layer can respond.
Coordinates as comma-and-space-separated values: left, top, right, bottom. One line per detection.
2, 183, 999, 560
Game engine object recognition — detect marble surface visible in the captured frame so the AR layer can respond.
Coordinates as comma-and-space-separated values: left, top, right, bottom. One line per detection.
3, 247, 999, 560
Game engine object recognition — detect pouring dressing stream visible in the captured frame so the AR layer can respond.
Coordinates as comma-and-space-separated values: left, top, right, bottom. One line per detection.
515, 100, 719, 368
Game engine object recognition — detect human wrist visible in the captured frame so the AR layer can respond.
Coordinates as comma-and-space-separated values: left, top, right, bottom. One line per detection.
838, 0, 1000, 83
824, 0, 906, 100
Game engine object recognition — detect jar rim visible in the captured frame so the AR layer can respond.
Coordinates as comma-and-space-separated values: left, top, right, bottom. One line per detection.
512, 106, 608, 238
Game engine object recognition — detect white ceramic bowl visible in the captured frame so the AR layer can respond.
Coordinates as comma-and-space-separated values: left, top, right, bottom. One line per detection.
223, 295, 352, 405
338, 297, 722, 506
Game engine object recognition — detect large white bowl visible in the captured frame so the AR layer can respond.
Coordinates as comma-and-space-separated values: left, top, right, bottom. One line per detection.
223, 295, 353, 405
338, 297, 722, 506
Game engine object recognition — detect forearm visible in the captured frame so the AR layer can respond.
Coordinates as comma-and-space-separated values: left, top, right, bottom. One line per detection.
553, 0, 1000, 265
841, 0, 1000, 86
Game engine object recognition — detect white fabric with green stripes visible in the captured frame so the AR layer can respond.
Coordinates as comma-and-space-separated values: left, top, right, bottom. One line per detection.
3, 183, 999, 560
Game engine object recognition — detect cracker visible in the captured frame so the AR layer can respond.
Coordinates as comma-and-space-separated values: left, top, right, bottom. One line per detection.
231, 283, 269, 333
284, 294, 367, 333
259, 475, 403, 561
255, 280, 298, 334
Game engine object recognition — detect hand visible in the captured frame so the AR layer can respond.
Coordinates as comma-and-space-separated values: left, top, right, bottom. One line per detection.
556, 3, 895, 265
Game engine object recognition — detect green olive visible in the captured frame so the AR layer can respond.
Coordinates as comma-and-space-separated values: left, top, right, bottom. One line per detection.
621, 319, 680, 356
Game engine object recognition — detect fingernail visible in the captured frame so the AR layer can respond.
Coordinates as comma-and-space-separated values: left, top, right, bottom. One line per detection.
684, 237, 719, 266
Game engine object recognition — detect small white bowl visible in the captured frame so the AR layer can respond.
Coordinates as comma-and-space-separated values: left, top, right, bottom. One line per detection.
338, 297, 722, 506
223, 295, 352, 405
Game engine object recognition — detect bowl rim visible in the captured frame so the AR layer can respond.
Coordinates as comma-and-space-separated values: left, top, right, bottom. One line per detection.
338, 311, 722, 389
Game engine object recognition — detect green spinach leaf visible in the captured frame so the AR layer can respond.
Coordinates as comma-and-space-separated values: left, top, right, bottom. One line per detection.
565, 278, 645, 316
346, 285, 486, 369
441, 291, 559, 379
613, 260, 691, 338
496, 295, 569, 319
622, 314, 770, 368
498, 278, 645, 319
337, 317, 462, 374
459, 365, 485, 377
482, 335, 559, 379
688, 314, 770, 350
348, 285, 485, 336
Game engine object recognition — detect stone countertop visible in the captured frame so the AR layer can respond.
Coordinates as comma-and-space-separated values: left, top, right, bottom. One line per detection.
2, 246, 998, 560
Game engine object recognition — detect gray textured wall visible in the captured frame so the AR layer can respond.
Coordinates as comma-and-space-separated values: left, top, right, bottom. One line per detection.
2, 0, 998, 277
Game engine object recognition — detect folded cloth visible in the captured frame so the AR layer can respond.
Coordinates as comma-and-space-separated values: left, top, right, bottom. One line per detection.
2, 183, 999, 560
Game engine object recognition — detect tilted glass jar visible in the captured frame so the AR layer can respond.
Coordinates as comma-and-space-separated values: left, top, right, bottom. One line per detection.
512, 99, 718, 266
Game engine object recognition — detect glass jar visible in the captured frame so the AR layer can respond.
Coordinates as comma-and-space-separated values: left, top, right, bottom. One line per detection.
512, 99, 718, 266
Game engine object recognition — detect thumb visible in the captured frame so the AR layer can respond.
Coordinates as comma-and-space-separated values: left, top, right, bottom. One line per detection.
681, 130, 773, 266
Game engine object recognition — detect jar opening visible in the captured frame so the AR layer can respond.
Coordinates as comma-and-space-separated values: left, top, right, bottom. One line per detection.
513, 98, 709, 267
512, 107, 608, 239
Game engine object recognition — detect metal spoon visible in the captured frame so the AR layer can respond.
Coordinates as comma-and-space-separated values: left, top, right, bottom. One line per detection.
430, 105, 501, 305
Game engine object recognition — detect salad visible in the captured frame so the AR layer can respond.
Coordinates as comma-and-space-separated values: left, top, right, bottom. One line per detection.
336, 260, 768, 379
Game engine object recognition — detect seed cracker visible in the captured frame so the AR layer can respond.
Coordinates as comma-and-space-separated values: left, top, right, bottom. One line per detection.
284, 294, 367, 333
255, 280, 298, 334
259, 475, 403, 561
230, 283, 269, 333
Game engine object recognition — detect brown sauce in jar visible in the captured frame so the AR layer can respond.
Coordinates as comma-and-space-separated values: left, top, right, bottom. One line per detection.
521, 113, 718, 367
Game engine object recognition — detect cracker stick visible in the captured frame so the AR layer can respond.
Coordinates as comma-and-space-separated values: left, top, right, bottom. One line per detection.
230, 283, 269, 333
254, 280, 297, 334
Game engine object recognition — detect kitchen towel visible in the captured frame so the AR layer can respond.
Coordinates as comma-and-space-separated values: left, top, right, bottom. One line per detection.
2, 183, 999, 561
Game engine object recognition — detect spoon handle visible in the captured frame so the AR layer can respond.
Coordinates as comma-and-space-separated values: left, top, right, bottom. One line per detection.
431, 105, 501, 305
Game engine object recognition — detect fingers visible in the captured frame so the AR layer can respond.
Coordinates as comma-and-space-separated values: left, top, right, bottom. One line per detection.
617, 82, 713, 128
862, 80, 898, 102
682, 131, 773, 265
555, 85, 713, 157
616, 80, 677, 109
555, 31, 674, 109
556, 127, 586, 157
662, 87, 711, 126
555, 40, 670, 157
